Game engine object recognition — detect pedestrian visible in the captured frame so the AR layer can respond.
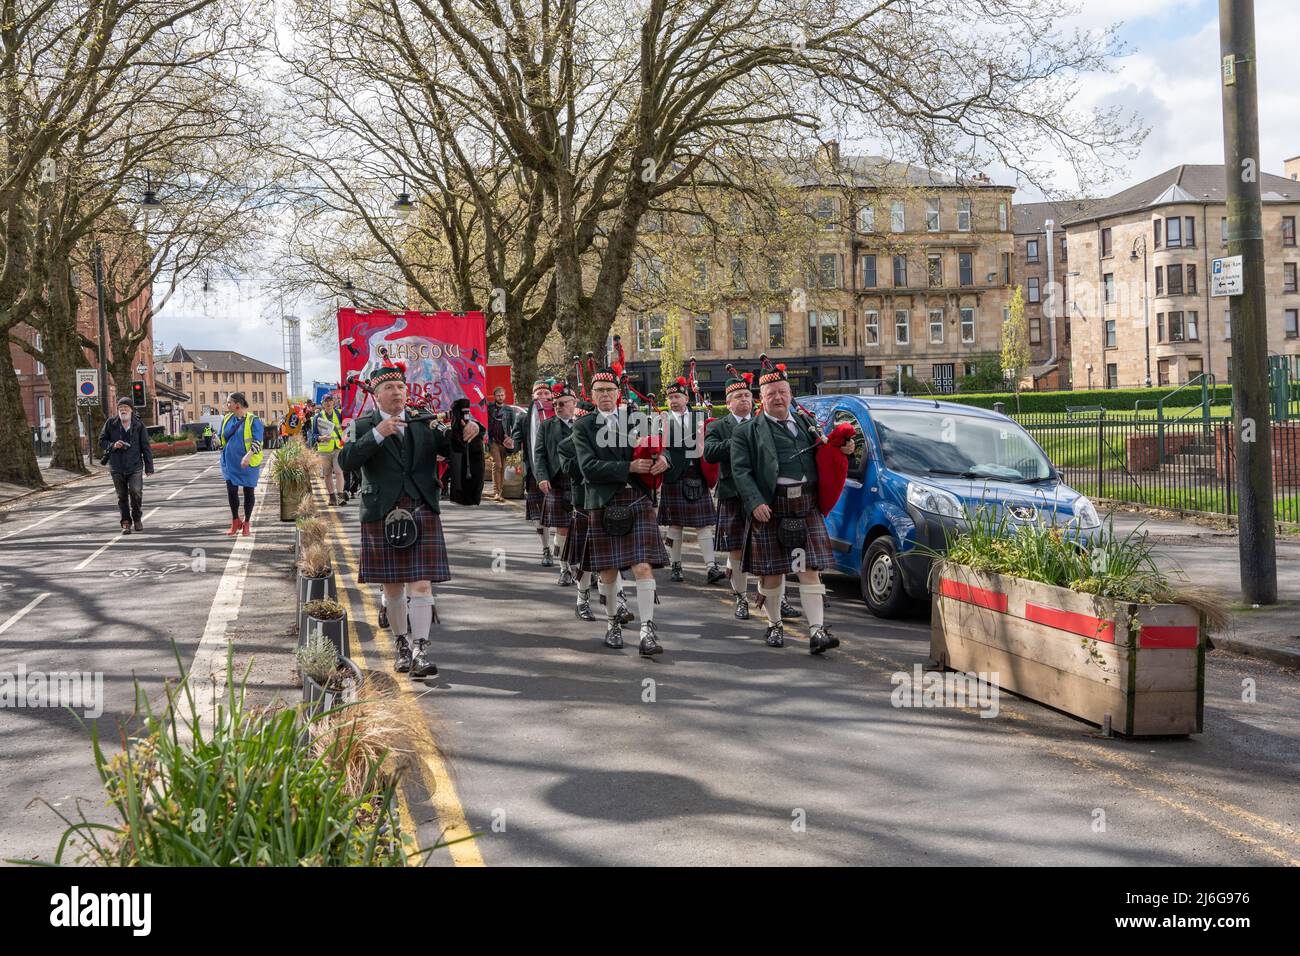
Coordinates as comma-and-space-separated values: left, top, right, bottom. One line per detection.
98, 396, 154, 534
218, 392, 264, 537
338, 357, 481, 677
313, 393, 347, 505
506, 378, 555, 565
658, 374, 725, 585
703, 366, 759, 619
730, 359, 854, 652
486, 386, 513, 502
535, 383, 578, 586
572, 364, 670, 656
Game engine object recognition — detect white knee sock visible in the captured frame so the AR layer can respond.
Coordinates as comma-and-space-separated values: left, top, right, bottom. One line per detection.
614, 574, 625, 597
386, 586, 408, 637
800, 582, 827, 628
760, 581, 785, 624
636, 578, 656, 623
555, 530, 567, 555
668, 533, 683, 563
598, 579, 616, 619
576, 571, 592, 602
727, 555, 747, 596
697, 526, 716, 566
408, 593, 435, 645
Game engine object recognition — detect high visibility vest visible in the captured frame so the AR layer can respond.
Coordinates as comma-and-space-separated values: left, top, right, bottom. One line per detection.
315, 410, 342, 452
219, 412, 264, 467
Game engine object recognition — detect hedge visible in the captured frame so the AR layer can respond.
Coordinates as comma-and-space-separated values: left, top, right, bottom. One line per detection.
917, 384, 1235, 414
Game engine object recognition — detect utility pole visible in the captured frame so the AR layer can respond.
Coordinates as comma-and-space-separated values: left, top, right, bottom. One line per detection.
1220, 0, 1277, 604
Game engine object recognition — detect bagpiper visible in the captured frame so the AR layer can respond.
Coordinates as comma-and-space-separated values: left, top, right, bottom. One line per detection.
506, 377, 555, 565
730, 358, 854, 652
571, 362, 670, 656
535, 381, 578, 586
658, 375, 726, 586
338, 357, 482, 677
703, 365, 757, 618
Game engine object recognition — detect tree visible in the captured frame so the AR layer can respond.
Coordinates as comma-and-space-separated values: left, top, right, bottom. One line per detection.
956, 354, 1004, 393
1001, 285, 1031, 409
658, 306, 683, 400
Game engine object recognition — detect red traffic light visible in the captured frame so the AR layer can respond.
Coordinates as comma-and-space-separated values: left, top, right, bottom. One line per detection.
130, 380, 146, 407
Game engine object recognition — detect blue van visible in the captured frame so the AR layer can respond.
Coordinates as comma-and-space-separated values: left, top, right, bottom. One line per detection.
799, 395, 1101, 618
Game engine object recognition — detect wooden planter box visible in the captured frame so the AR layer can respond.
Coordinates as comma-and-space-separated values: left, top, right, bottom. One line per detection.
279, 478, 308, 521
149, 440, 196, 458
931, 563, 1205, 736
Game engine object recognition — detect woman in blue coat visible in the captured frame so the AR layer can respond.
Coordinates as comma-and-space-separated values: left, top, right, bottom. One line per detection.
219, 392, 265, 536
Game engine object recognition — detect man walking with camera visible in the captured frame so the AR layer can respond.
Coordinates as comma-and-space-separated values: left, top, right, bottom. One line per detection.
99, 395, 154, 534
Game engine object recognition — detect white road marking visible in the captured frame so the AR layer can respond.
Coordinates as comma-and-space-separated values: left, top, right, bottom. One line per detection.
73, 506, 163, 571
0, 592, 50, 635
0, 491, 111, 542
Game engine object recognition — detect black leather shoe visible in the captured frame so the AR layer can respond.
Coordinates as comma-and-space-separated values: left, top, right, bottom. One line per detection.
820, 625, 840, 650
133, 519, 144, 532
603, 621, 624, 649
558, 567, 574, 586
575, 597, 596, 621
734, 593, 750, 620
781, 598, 802, 619
541, 546, 554, 567
394, 636, 412, 673
410, 639, 438, 677
669, 562, 684, 582
765, 621, 785, 647
639, 621, 664, 657
706, 563, 727, 585
616, 600, 634, 626
121, 521, 132, 535
809, 626, 837, 655
378, 605, 388, 629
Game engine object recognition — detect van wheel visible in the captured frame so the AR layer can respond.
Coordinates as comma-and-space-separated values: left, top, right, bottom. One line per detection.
860, 537, 909, 618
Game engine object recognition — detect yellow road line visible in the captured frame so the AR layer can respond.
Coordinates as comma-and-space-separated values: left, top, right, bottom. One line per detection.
319, 493, 485, 867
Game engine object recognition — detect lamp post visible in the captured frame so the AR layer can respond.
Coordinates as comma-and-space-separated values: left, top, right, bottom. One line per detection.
1130, 236, 1152, 387
390, 174, 414, 222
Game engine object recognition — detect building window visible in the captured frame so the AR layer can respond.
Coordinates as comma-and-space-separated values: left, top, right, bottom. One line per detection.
1224, 308, 1232, 340
892, 254, 907, 288
1156, 312, 1165, 343
959, 252, 973, 286
998, 201, 1008, 231
186, 371, 192, 383
1185, 217, 1196, 247
1167, 264, 1183, 295
1287, 309, 1299, 339
1101, 227, 1112, 257
815, 196, 836, 230
33, 333, 43, 376
692, 259, 707, 290
1029, 316, 1041, 345
637, 314, 666, 351
1286, 262, 1298, 294
1168, 311, 1184, 341
199, 391, 206, 404
1027, 276, 1040, 303
1187, 357, 1204, 380
957, 199, 972, 232
1157, 358, 1171, 387
820, 310, 842, 347
895, 309, 910, 345
891, 200, 905, 233
1001, 252, 1011, 284
807, 312, 818, 349
1166, 217, 1182, 248
1154, 218, 1162, 249
1284, 216, 1296, 247
1221, 217, 1228, 245
1103, 273, 1115, 303
694, 314, 711, 351
1059, 235, 1067, 260
818, 253, 837, 288
858, 205, 874, 232
1026, 239, 1039, 263
862, 254, 877, 288
1155, 265, 1164, 296
1186, 263, 1197, 295
960, 307, 975, 343
766, 258, 781, 290
730, 314, 747, 350
928, 254, 943, 287
864, 310, 880, 346
926, 198, 940, 232
1106, 363, 1118, 389
928, 309, 944, 344
1186, 311, 1199, 341
768, 312, 785, 348
1105, 319, 1117, 348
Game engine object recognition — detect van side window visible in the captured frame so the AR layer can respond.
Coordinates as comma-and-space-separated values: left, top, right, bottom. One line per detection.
832, 408, 866, 479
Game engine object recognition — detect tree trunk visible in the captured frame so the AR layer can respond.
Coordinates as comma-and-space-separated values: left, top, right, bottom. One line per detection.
0, 356, 43, 486
44, 263, 89, 473
505, 303, 555, 398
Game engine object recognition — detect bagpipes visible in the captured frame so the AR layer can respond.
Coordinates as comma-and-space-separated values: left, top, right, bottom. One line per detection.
688, 355, 720, 489
610, 334, 666, 491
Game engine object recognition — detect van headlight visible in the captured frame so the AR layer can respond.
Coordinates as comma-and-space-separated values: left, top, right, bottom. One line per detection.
1073, 495, 1101, 528
907, 481, 964, 519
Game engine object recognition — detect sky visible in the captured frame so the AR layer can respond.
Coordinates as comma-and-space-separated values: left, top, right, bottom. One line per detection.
153, 0, 1300, 397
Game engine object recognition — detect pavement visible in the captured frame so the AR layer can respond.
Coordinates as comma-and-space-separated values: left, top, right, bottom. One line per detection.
3, 468, 1300, 866
0, 456, 108, 508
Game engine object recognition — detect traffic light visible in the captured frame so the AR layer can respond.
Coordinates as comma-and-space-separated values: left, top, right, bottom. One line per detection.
130, 380, 146, 408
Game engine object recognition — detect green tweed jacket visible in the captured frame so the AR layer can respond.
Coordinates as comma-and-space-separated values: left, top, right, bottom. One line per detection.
702, 412, 752, 501
730, 408, 822, 518
571, 409, 642, 510
338, 409, 450, 522
534, 414, 576, 486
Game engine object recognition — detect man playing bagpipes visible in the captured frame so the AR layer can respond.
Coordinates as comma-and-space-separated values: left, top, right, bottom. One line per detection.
704, 365, 759, 620
534, 382, 579, 587
658, 373, 726, 586
571, 361, 671, 657
730, 357, 855, 652
338, 357, 482, 678
505, 378, 555, 566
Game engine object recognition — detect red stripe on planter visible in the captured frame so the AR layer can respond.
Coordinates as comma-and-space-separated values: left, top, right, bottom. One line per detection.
938, 578, 1008, 612
1024, 602, 1116, 643
1139, 625, 1199, 649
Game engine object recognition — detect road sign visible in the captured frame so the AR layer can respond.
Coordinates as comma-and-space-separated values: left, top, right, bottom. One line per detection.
158, 401, 172, 415
1211, 255, 1244, 297
76, 368, 99, 406
136, 362, 147, 376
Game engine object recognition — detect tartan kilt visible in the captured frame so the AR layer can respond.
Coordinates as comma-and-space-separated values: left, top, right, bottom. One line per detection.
358, 494, 451, 584
714, 495, 748, 552
657, 477, 717, 528
742, 488, 834, 576
562, 507, 592, 571
585, 486, 668, 571
524, 472, 544, 522
540, 474, 574, 529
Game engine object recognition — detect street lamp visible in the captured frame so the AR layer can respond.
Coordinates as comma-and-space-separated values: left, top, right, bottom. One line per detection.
390, 174, 414, 222
139, 170, 163, 219
1130, 236, 1152, 388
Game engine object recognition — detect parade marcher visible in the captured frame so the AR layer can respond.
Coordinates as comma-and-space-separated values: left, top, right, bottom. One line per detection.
338, 358, 481, 678
730, 360, 854, 652
506, 378, 555, 564
98, 396, 154, 534
534, 382, 578, 586
703, 366, 756, 618
572, 365, 670, 656
314, 393, 348, 506
218, 392, 264, 537
658, 375, 725, 585
486, 386, 514, 502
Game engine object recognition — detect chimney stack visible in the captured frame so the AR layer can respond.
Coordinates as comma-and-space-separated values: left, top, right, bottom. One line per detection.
1286, 155, 1300, 181
820, 139, 840, 170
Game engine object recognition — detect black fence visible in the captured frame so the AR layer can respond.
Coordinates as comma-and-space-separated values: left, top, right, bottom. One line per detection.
1015, 410, 1300, 525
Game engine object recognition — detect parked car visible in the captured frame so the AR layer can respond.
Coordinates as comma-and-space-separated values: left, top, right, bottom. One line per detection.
799, 394, 1102, 618
179, 421, 217, 450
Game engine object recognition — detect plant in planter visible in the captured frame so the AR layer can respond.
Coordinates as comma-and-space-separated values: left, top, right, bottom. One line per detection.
296, 540, 336, 624
272, 440, 312, 521
929, 511, 1227, 736
301, 596, 350, 659
295, 515, 327, 561
296, 632, 361, 721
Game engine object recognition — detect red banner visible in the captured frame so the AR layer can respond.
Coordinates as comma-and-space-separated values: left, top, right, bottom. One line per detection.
337, 308, 488, 427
